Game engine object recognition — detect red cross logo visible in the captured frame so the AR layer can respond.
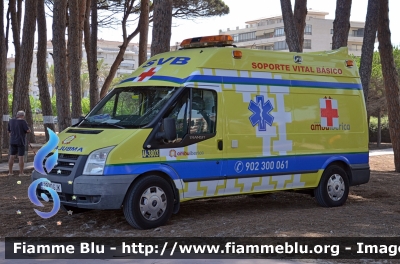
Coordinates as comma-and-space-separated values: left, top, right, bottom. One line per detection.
320, 99, 339, 126
137, 67, 157, 81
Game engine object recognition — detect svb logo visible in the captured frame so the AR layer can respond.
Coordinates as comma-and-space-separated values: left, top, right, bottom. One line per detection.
28, 128, 61, 219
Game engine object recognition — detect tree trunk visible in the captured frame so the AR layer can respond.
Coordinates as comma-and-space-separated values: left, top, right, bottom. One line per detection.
0, 0, 8, 153
3, 4, 11, 149
9, 0, 20, 113
332, 0, 352, 50
5, 5, 10, 53
89, 0, 99, 109
151, 0, 173, 56
37, 0, 55, 140
359, 0, 379, 105
78, 0, 87, 98
377, 109, 381, 148
68, 0, 83, 125
293, 0, 307, 51
17, 0, 22, 28
378, 0, 400, 172
139, 0, 150, 66
13, 0, 38, 144
53, 0, 71, 132
280, 0, 301, 52
83, 0, 91, 86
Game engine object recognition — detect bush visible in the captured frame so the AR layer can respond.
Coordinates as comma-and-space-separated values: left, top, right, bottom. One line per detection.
81, 98, 90, 115
369, 116, 391, 143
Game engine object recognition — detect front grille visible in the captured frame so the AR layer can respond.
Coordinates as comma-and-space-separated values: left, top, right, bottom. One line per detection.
56, 161, 75, 168
59, 154, 79, 160
43, 152, 83, 176
49, 169, 71, 176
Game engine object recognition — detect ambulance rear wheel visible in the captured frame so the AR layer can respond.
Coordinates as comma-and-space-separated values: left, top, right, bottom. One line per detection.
314, 165, 349, 207
123, 175, 174, 229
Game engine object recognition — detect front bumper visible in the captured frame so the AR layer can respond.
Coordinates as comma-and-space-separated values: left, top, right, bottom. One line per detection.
32, 171, 139, 209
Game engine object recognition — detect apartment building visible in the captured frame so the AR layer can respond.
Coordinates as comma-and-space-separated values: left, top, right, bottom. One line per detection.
24, 39, 151, 98
219, 9, 366, 56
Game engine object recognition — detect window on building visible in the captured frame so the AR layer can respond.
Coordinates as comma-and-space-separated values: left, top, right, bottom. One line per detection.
351, 28, 364, 37
237, 32, 256, 42
351, 44, 362, 51
256, 32, 274, 40
274, 27, 285, 37
304, 24, 312, 35
277, 19, 283, 23
330, 29, 333, 34
303, 39, 311, 49
274, 40, 288, 50
232, 34, 238, 42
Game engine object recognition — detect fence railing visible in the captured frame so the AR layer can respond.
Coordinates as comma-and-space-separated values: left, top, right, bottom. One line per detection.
33, 122, 59, 132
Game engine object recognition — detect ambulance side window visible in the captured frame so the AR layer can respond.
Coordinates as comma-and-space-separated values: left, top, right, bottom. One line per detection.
167, 92, 190, 140
190, 89, 217, 134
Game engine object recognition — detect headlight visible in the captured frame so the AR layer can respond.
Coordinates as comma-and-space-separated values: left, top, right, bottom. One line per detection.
83, 146, 114, 175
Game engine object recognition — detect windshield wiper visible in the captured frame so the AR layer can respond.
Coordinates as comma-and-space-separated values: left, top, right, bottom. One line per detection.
101, 122, 125, 129
79, 121, 125, 129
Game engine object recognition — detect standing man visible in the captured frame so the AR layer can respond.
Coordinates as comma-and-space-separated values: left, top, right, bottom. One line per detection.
8, 111, 31, 176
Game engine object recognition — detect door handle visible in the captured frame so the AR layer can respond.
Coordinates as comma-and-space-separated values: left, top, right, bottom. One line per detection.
217, 139, 223, 151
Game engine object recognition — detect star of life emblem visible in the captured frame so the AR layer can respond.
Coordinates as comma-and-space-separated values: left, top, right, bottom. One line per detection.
248, 95, 274, 131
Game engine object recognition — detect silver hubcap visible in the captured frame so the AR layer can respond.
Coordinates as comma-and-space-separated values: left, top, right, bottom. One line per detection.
140, 186, 167, 221
327, 174, 345, 201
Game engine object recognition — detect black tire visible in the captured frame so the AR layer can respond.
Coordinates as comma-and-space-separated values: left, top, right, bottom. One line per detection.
314, 165, 349, 207
123, 175, 174, 229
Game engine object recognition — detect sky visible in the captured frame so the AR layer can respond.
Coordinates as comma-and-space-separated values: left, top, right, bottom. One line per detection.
109, 0, 400, 47
5, 0, 400, 57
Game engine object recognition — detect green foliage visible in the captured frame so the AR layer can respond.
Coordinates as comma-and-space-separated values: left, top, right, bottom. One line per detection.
172, 0, 230, 18
30, 96, 42, 112
356, 48, 400, 118
369, 116, 391, 143
81, 98, 91, 115
111, 73, 130, 88
51, 96, 57, 116
6, 69, 14, 93
8, 94, 13, 114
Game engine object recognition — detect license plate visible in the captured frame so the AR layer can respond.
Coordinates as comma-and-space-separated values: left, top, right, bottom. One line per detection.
40, 182, 62, 193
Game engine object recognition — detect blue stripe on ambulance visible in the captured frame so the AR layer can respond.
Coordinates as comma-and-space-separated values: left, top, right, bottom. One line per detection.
120, 74, 362, 90
103, 152, 368, 180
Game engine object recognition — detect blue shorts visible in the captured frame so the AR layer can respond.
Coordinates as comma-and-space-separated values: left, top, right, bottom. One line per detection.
10, 144, 25, 156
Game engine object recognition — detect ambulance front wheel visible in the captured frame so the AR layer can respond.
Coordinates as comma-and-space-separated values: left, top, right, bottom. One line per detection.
314, 165, 349, 207
123, 175, 174, 229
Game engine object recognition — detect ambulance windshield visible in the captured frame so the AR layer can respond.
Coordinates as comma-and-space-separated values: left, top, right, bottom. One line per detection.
79, 86, 177, 128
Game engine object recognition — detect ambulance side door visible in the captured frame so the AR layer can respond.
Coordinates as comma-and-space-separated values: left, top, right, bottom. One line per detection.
160, 87, 225, 200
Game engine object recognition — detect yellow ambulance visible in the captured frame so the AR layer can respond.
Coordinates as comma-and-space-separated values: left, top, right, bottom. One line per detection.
32, 35, 370, 229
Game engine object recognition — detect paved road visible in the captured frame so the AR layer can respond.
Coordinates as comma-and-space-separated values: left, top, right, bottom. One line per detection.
369, 148, 394, 156
0, 242, 299, 264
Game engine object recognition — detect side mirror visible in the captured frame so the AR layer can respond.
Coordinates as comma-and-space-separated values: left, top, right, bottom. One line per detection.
157, 118, 176, 141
